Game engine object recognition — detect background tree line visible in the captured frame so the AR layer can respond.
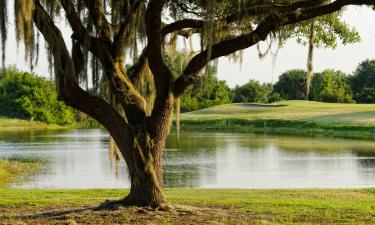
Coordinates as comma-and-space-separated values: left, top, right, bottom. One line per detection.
271, 59, 375, 104
1, 58, 374, 122
183, 59, 375, 110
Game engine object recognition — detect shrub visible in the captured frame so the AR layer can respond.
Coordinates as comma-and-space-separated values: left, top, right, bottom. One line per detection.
0, 67, 75, 125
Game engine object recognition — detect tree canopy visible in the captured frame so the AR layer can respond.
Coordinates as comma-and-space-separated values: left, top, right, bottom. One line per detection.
232, 80, 272, 103
350, 59, 375, 103
273, 69, 307, 100
310, 69, 354, 103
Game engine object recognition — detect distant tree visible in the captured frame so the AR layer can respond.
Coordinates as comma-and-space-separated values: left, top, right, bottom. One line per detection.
273, 69, 307, 100
0, 68, 74, 124
268, 92, 285, 103
291, 14, 361, 99
350, 60, 375, 103
311, 70, 354, 103
165, 52, 231, 112
180, 68, 231, 112
232, 80, 272, 103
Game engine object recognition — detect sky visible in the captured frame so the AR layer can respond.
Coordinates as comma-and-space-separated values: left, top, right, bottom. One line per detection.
3, 5, 375, 88
217, 6, 375, 87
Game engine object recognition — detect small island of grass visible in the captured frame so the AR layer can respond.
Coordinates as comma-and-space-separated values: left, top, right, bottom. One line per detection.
0, 159, 42, 188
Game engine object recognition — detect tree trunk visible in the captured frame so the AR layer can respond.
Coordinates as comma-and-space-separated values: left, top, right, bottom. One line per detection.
306, 21, 315, 100
124, 156, 166, 207
111, 113, 171, 207
123, 138, 166, 207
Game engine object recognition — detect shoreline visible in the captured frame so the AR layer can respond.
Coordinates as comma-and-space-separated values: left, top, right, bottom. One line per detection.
178, 101, 375, 140
177, 119, 375, 140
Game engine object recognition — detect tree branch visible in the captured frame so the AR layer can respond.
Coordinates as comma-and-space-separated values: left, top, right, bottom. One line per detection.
161, 0, 329, 38
60, 0, 148, 124
145, 0, 174, 138
161, 19, 203, 37
33, 0, 135, 164
83, 0, 112, 42
128, 45, 149, 86
113, 0, 145, 60
173, 0, 375, 96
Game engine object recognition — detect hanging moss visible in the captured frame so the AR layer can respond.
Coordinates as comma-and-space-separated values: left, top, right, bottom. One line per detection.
306, 21, 315, 99
174, 97, 180, 136
14, 0, 35, 60
0, 0, 8, 69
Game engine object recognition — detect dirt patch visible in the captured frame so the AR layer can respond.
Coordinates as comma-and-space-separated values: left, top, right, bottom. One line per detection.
0, 204, 263, 225
239, 103, 287, 108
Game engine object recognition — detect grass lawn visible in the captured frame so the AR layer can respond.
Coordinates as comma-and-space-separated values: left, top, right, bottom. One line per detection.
180, 100, 375, 138
1, 101, 375, 224
0, 189, 374, 224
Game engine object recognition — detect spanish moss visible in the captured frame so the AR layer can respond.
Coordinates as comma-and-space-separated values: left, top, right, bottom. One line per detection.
0, 0, 8, 69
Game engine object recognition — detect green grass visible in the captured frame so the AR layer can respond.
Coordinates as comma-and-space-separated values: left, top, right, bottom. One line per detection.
0, 189, 374, 224
0, 159, 42, 188
0, 117, 63, 131
180, 100, 375, 138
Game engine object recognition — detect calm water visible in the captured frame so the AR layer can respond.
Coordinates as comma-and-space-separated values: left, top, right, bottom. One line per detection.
1, 129, 375, 189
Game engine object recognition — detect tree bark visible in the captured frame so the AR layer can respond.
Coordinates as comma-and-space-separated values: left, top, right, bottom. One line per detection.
306, 21, 315, 100
118, 123, 168, 207
124, 147, 166, 207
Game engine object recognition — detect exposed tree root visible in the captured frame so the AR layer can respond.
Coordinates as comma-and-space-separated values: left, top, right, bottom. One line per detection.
1, 203, 261, 225
94, 198, 174, 212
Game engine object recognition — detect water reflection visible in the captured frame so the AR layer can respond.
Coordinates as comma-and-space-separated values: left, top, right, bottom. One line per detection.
108, 137, 121, 178
0, 129, 375, 188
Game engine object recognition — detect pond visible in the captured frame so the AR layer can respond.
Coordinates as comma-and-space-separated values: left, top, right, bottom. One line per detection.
1, 129, 375, 189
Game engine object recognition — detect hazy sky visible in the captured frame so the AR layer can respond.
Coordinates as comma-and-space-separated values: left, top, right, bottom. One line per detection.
3, 5, 375, 88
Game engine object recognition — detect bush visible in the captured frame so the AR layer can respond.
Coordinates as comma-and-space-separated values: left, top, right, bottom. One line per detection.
310, 70, 354, 103
232, 80, 272, 103
0, 68, 75, 125
268, 92, 285, 103
273, 69, 307, 100
180, 70, 232, 112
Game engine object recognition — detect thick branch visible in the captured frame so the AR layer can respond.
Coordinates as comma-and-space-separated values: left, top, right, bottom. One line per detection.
128, 45, 149, 86
145, 0, 174, 138
173, 0, 375, 96
145, 0, 173, 83
60, 0, 86, 38
161, 19, 203, 37
61, 0, 147, 123
84, 0, 112, 42
113, 0, 145, 60
33, 0, 134, 163
162, 0, 330, 39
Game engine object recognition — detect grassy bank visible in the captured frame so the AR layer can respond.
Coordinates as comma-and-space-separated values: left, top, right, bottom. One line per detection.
0, 189, 374, 224
0, 117, 63, 131
180, 100, 375, 139
0, 159, 41, 187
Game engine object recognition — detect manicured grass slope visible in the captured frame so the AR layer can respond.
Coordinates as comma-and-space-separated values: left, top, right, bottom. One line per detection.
180, 101, 375, 137
0, 189, 374, 224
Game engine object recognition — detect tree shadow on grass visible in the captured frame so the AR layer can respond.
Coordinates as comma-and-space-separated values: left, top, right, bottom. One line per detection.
2, 206, 95, 221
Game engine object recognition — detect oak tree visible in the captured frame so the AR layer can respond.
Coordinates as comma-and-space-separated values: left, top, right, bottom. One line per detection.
1, 0, 374, 207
